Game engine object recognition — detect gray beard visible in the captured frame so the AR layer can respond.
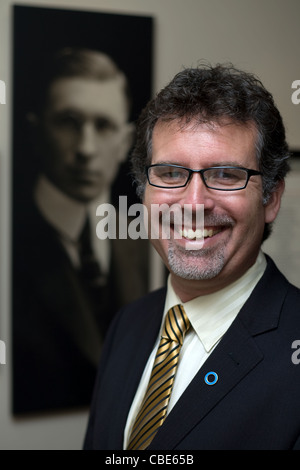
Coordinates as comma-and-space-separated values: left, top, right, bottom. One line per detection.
167, 213, 234, 281
168, 243, 226, 280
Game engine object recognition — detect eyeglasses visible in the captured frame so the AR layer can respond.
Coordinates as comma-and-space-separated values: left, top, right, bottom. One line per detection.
146, 164, 262, 191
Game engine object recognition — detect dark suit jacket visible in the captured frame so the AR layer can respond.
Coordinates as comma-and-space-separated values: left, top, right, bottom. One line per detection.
84, 256, 300, 450
12, 199, 149, 414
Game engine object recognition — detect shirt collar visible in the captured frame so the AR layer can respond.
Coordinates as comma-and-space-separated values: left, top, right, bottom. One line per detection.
164, 251, 267, 352
34, 174, 109, 242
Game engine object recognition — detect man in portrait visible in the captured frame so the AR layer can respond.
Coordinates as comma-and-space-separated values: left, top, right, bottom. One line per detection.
12, 48, 149, 413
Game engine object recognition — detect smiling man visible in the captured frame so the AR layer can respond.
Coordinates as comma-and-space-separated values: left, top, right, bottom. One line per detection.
84, 64, 300, 450
144, 119, 279, 300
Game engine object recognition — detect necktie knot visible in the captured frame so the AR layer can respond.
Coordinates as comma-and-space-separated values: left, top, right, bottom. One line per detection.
162, 304, 190, 346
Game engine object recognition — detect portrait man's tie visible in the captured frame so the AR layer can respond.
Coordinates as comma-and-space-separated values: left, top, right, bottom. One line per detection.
78, 216, 112, 335
79, 216, 104, 288
127, 304, 190, 450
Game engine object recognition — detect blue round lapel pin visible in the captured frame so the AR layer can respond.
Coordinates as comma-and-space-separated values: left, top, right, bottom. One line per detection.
204, 371, 218, 386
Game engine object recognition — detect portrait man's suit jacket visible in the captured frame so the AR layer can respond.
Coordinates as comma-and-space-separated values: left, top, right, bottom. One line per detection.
12, 198, 149, 414
84, 256, 300, 450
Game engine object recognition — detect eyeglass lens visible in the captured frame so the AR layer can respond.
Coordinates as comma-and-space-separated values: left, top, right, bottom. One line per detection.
148, 165, 250, 190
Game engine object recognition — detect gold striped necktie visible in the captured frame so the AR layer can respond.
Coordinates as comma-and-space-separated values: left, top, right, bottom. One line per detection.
127, 304, 190, 450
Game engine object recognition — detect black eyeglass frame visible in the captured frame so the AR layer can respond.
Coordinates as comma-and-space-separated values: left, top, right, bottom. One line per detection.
146, 164, 262, 191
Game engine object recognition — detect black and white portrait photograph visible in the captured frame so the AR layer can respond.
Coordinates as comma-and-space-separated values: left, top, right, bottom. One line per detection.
11, 4, 153, 414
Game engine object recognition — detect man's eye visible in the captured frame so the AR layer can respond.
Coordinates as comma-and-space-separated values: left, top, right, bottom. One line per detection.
54, 114, 82, 130
95, 118, 117, 132
207, 168, 245, 187
160, 170, 185, 180
220, 171, 238, 179
163, 171, 180, 178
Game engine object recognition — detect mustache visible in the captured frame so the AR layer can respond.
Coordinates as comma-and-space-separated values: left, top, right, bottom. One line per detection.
148, 203, 235, 242
159, 205, 235, 228
202, 214, 235, 227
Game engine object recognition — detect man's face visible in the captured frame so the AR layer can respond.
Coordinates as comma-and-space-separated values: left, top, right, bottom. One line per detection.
143, 119, 284, 299
36, 76, 132, 202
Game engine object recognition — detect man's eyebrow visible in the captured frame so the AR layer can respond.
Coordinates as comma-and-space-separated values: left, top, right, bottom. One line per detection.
152, 160, 181, 165
52, 108, 119, 125
206, 160, 246, 168
151, 160, 246, 168
51, 107, 83, 117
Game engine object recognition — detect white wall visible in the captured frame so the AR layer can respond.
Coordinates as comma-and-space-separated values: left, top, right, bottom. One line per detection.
0, 0, 299, 449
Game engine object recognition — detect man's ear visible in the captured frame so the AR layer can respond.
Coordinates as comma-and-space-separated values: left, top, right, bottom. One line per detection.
117, 122, 135, 164
26, 112, 39, 128
26, 112, 42, 139
25, 112, 43, 152
264, 179, 285, 224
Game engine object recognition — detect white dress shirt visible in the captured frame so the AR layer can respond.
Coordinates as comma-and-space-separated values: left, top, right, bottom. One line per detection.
123, 251, 267, 448
34, 175, 110, 273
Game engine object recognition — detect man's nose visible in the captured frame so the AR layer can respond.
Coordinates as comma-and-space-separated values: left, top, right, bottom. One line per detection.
77, 122, 97, 158
180, 172, 215, 210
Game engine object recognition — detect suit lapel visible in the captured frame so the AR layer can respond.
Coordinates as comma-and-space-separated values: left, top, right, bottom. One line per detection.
28, 207, 104, 366
37, 252, 104, 364
149, 317, 263, 449
148, 256, 289, 450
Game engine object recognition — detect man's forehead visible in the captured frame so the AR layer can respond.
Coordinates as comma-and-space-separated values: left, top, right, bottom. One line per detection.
153, 116, 257, 135
151, 117, 259, 167
152, 117, 258, 149
46, 76, 128, 122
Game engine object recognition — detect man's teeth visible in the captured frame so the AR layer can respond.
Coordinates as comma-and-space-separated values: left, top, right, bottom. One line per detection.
178, 228, 221, 240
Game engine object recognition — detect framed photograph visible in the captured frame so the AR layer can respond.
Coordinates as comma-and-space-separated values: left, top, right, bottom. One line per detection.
12, 5, 153, 414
